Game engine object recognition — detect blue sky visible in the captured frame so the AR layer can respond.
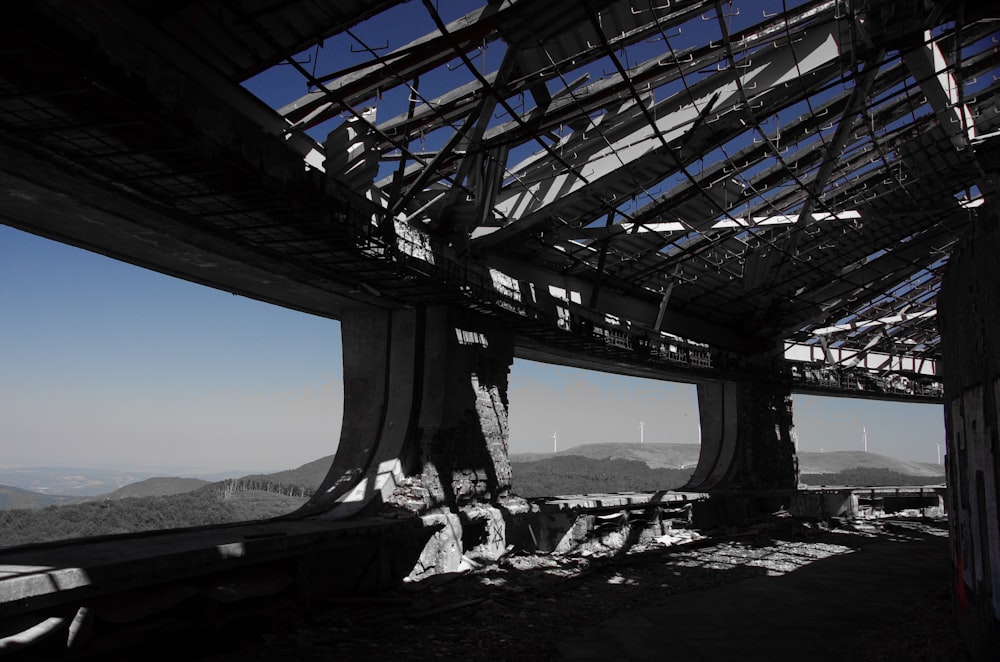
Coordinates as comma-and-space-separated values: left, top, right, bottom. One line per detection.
1, 226, 944, 474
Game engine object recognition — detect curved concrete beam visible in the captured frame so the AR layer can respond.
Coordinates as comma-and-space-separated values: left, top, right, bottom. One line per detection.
683, 382, 741, 491
297, 308, 420, 518
297, 305, 515, 518
683, 379, 797, 491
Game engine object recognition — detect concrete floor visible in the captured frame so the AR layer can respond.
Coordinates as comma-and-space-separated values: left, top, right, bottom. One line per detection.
559, 524, 953, 661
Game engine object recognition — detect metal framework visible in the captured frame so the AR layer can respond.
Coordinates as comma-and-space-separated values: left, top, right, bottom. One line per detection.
3, 0, 999, 402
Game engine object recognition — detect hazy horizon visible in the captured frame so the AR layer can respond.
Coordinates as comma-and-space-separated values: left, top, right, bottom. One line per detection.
0, 441, 944, 485
2, 226, 945, 474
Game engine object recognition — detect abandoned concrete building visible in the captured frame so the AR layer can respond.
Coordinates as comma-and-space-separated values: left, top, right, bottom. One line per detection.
0, 0, 998, 658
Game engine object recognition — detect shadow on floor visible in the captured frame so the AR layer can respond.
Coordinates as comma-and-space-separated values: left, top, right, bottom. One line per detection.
176, 518, 963, 662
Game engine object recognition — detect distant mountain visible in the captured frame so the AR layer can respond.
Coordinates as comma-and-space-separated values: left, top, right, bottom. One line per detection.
511, 456, 692, 498
99, 477, 210, 500
800, 467, 945, 487
0, 454, 335, 512
0, 484, 75, 510
511, 443, 702, 469
0, 442, 943, 513
83, 455, 332, 502
0, 467, 159, 497
512, 443, 944, 478
254, 455, 335, 490
796, 451, 943, 477
189, 469, 260, 482
0, 457, 331, 544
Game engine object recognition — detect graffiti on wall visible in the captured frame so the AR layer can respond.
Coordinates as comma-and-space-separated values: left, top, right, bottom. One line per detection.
948, 381, 1000, 620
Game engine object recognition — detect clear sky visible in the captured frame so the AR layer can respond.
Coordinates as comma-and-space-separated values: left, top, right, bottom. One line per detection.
1, 226, 944, 474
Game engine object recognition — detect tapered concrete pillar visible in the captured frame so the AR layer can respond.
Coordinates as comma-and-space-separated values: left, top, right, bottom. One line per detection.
939, 198, 1000, 660
416, 306, 513, 507
299, 305, 513, 518
684, 379, 797, 491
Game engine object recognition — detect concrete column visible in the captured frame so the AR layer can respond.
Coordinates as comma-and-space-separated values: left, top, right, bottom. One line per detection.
300, 304, 513, 518
939, 199, 1000, 660
416, 306, 514, 507
684, 379, 797, 491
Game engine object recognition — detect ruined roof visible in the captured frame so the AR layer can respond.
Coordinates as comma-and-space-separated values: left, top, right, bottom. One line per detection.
230, 1, 997, 382
4, 1, 999, 399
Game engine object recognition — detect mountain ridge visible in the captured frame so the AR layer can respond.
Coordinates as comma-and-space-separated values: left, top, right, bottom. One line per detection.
512, 443, 944, 477
245, 455, 334, 489
100, 477, 211, 499
0, 467, 161, 497
2, 443, 943, 511
0, 484, 76, 510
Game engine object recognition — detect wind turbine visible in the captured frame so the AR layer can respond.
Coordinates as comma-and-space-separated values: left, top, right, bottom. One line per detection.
639, 420, 645, 445
553, 431, 558, 453
863, 426, 868, 453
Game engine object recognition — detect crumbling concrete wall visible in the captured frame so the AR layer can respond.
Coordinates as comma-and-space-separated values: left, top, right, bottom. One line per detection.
939, 207, 1000, 660
735, 381, 798, 490
416, 306, 514, 507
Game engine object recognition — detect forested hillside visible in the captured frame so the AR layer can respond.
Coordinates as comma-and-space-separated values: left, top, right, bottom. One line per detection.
0, 481, 312, 549
0, 447, 948, 550
101, 477, 209, 499
796, 451, 942, 477
513, 443, 944, 477
511, 456, 692, 497
511, 443, 700, 469
245, 455, 334, 490
799, 467, 946, 487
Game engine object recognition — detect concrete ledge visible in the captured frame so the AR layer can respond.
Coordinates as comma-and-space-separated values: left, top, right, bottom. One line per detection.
519, 492, 707, 554
0, 517, 432, 620
785, 486, 945, 519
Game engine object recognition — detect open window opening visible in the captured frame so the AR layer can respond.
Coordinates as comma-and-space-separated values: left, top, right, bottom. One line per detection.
0, 228, 343, 548
506, 361, 699, 498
